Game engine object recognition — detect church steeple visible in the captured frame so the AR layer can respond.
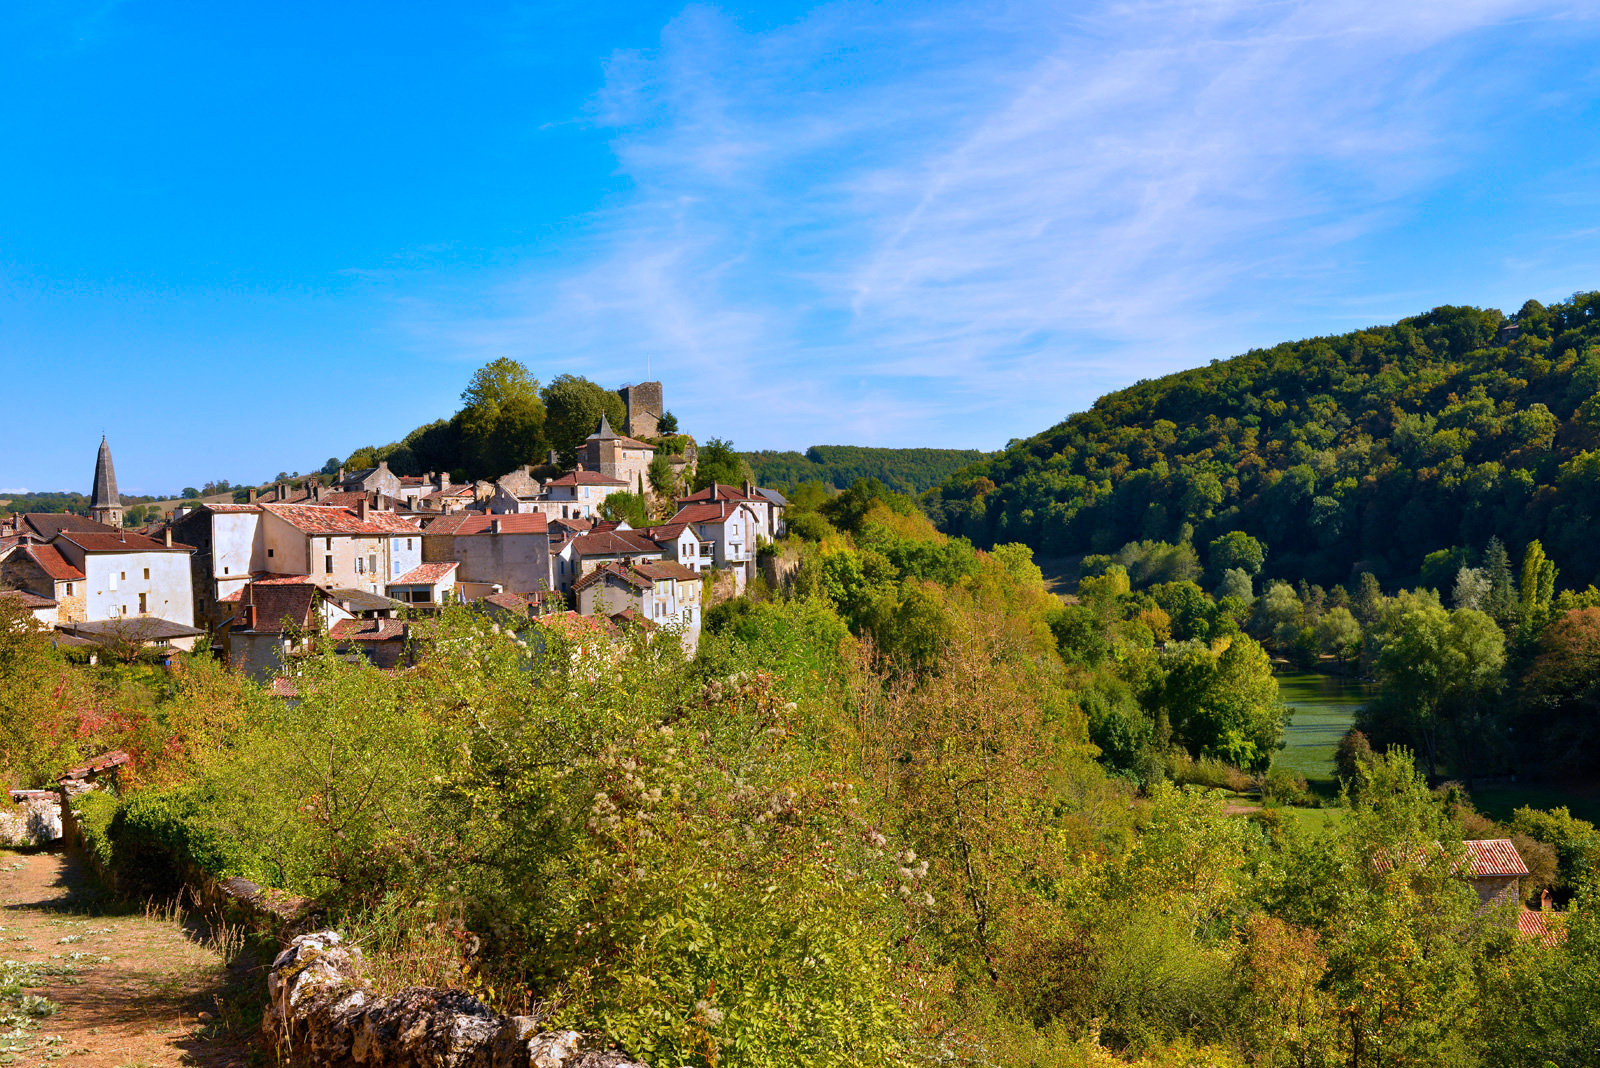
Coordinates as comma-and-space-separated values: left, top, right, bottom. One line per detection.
89, 436, 123, 529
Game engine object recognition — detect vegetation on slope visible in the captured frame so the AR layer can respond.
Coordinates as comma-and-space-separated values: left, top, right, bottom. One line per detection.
745, 445, 990, 495
924, 295, 1600, 588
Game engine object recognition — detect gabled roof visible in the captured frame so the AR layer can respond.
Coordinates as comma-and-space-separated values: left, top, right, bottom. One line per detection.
18, 513, 117, 540
638, 522, 692, 543
571, 559, 698, 593
16, 544, 85, 581
54, 530, 193, 553
546, 470, 628, 487
392, 562, 458, 585
330, 617, 408, 642
259, 504, 422, 537
754, 487, 788, 507
238, 582, 320, 634
423, 513, 548, 536
59, 618, 204, 642
323, 587, 404, 612
568, 530, 662, 557
677, 483, 754, 504
671, 501, 753, 526
1518, 909, 1563, 946
1465, 839, 1530, 877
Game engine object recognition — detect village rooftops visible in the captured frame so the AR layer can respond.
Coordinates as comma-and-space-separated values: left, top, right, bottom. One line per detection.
567, 530, 662, 557
671, 501, 750, 525
545, 470, 629, 487
571, 559, 700, 593
58, 618, 204, 642
259, 503, 422, 537
323, 587, 405, 612
234, 582, 321, 634
424, 514, 549, 536
676, 483, 758, 504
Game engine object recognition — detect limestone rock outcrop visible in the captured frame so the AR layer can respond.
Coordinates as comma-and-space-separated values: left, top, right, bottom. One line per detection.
264, 931, 647, 1068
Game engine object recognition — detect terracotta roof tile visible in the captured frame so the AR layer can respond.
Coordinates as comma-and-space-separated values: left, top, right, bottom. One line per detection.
55, 530, 191, 553
392, 562, 458, 585
545, 470, 628, 487
1517, 909, 1563, 945
330, 617, 408, 641
239, 582, 320, 634
1465, 839, 1530, 877
0, 589, 56, 609
260, 504, 422, 537
21, 544, 85, 581
424, 514, 549, 536
568, 530, 661, 557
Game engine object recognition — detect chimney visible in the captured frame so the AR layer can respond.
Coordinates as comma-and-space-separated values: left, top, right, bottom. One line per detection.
164, 528, 173, 548
743, 479, 753, 498
356, 499, 369, 522
312, 482, 324, 502
337, 467, 345, 483
1542, 888, 1553, 911
377, 460, 389, 473
490, 518, 502, 535
276, 483, 288, 502
247, 487, 258, 503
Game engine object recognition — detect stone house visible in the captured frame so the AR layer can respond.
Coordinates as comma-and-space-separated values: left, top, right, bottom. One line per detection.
553, 529, 663, 592
1465, 839, 1529, 908
676, 482, 785, 542
0, 589, 59, 626
329, 617, 412, 669
221, 578, 353, 681
667, 499, 762, 591
636, 521, 709, 575
542, 469, 630, 520
49, 528, 196, 629
573, 560, 703, 652
0, 543, 87, 622
166, 503, 265, 624
420, 513, 551, 601
258, 503, 423, 596
577, 414, 655, 496
334, 461, 403, 500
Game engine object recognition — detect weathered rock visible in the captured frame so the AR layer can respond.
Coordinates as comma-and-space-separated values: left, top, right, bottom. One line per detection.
264, 931, 648, 1068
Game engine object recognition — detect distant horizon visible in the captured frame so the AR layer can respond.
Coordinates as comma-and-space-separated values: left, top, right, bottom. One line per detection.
6, 2, 1600, 490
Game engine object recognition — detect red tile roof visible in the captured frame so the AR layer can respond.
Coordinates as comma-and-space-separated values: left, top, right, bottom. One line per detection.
568, 530, 662, 557
19, 514, 117, 540
260, 504, 422, 536
424, 513, 549, 536
1465, 839, 1530, 877
609, 607, 658, 630
21, 544, 85, 581
330, 617, 408, 641
240, 583, 320, 634
572, 559, 698, 593
632, 561, 700, 582
639, 522, 691, 542
1517, 909, 1564, 946
59, 749, 131, 782
546, 470, 627, 487
55, 530, 192, 553
677, 483, 754, 504
671, 501, 749, 525
392, 562, 458, 585
200, 504, 263, 514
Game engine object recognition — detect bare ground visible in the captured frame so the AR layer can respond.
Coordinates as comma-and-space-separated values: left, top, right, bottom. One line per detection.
0, 849, 263, 1068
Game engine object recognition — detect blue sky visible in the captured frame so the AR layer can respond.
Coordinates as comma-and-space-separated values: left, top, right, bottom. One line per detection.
4, 1, 1600, 494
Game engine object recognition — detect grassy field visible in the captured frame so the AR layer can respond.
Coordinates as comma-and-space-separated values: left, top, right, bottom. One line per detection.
1272, 670, 1374, 792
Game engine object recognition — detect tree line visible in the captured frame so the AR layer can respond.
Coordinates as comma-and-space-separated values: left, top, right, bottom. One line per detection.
745, 445, 991, 495
924, 294, 1600, 589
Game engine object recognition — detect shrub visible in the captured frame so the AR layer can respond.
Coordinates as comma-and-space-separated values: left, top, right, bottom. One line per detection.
1171, 754, 1251, 793
1260, 767, 1310, 806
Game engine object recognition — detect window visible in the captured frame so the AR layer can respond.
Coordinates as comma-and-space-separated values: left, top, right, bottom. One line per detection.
325, 537, 333, 550
267, 548, 274, 558
64, 583, 73, 596
355, 557, 365, 574
368, 554, 377, 575
143, 568, 149, 580
109, 572, 117, 592
223, 566, 229, 574
139, 593, 147, 613
394, 560, 401, 575
324, 555, 334, 574
406, 539, 412, 551
120, 571, 126, 581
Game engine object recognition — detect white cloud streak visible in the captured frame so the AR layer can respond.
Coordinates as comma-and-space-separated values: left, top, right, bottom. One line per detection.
399, 0, 1597, 449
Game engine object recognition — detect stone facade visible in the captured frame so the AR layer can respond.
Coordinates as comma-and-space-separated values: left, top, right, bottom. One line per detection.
618, 381, 663, 440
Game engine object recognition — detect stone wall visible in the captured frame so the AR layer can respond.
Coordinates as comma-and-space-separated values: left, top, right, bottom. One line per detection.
265, 932, 648, 1068
0, 792, 61, 846
617, 382, 662, 440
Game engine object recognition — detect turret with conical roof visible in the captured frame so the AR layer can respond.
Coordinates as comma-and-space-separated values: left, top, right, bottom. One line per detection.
89, 436, 123, 529
588, 412, 620, 441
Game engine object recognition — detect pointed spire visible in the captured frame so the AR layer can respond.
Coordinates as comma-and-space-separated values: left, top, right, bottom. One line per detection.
590, 412, 620, 440
91, 436, 119, 509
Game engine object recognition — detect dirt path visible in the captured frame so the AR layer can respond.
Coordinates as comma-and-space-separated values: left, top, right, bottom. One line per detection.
0, 849, 256, 1068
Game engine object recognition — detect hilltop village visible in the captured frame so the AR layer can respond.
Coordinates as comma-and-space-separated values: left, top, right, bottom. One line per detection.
0, 382, 787, 678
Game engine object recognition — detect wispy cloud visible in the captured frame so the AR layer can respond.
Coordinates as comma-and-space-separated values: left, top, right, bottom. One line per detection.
398, 0, 1598, 449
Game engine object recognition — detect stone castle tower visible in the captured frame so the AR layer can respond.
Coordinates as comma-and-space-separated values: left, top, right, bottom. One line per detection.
89, 436, 123, 529
618, 381, 663, 439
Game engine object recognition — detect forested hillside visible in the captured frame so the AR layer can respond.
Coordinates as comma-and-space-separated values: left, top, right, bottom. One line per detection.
924, 295, 1600, 587
745, 445, 990, 495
